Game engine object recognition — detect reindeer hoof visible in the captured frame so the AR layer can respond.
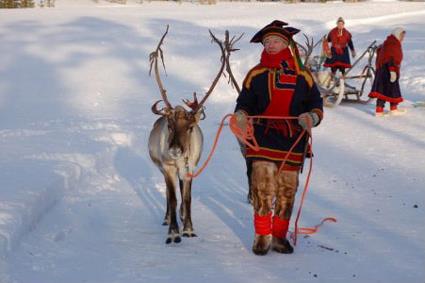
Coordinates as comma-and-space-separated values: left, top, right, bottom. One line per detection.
165, 234, 182, 244
182, 231, 197, 238
162, 220, 168, 226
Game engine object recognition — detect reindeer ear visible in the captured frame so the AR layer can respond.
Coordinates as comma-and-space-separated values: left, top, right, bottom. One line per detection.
193, 111, 202, 123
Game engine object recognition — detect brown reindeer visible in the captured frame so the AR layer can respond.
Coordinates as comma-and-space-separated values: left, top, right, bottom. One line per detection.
148, 25, 226, 244
297, 33, 320, 68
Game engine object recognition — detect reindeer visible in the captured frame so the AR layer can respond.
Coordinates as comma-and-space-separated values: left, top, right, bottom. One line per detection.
148, 26, 226, 244
297, 34, 339, 89
297, 33, 321, 70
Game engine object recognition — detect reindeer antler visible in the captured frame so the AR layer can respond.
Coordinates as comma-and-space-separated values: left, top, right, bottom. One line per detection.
299, 33, 315, 66
149, 25, 172, 111
184, 30, 242, 112
297, 33, 324, 68
224, 30, 244, 94
188, 30, 226, 113
151, 99, 168, 115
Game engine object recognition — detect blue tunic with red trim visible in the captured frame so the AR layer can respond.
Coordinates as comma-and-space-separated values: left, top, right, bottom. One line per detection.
235, 47, 323, 171
368, 35, 403, 103
323, 28, 354, 69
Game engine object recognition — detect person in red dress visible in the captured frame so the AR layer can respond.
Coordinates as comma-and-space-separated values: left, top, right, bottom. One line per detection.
323, 17, 356, 77
369, 27, 406, 116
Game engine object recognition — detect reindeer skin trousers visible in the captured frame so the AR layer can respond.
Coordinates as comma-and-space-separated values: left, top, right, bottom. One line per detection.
251, 160, 299, 220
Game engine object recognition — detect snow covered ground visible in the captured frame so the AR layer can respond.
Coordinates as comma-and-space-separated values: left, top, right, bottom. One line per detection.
0, 1, 424, 282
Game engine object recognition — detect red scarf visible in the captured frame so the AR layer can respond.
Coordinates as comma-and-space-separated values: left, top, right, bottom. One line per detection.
260, 48, 295, 69
260, 47, 298, 135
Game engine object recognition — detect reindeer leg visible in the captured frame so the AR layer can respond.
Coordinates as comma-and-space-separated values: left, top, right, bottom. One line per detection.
181, 179, 196, 237
163, 167, 181, 244
163, 197, 170, 226
179, 179, 184, 223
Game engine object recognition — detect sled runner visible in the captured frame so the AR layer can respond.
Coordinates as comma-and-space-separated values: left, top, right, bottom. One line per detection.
303, 39, 378, 107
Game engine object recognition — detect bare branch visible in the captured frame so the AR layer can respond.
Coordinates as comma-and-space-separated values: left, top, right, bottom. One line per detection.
149, 25, 172, 110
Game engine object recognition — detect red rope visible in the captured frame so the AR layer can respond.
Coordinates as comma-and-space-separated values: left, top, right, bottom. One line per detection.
187, 113, 337, 245
187, 114, 234, 178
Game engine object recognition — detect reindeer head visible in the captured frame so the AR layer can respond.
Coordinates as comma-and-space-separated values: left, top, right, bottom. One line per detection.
151, 100, 203, 159
167, 106, 201, 159
297, 33, 320, 70
149, 25, 225, 159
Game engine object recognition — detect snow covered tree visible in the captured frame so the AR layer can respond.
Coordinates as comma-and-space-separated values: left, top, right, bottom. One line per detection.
0, 0, 36, 8
21, 0, 35, 7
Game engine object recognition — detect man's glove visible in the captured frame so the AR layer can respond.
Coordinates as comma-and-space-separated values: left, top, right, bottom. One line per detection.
390, 71, 397, 83
232, 110, 248, 133
351, 50, 356, 58
298, 112, 320, 131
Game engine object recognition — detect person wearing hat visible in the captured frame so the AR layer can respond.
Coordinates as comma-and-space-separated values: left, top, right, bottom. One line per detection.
231, 20, 323, 256
323, 17, 356, 76
369, 27, 406, 116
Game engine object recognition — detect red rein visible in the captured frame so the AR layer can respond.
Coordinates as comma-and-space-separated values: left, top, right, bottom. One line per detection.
188, 114, 336, 246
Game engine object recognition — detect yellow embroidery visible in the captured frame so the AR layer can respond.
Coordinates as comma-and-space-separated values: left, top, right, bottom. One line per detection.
243, 67, 268, 90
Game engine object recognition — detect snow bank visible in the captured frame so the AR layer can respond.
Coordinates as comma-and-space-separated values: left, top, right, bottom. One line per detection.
0, 161, 80, 258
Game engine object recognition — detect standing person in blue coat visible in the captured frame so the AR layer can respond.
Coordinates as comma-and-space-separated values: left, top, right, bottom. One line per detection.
230, 20, 323, 256
323, 17, 356, 77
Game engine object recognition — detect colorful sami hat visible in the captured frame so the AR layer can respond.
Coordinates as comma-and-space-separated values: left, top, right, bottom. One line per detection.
250, 20, 300, 44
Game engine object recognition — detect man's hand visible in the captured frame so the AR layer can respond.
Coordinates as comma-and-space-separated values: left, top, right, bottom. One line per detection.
351, 50, 356, 58
390, 71, 397, 83
232, 110, 248, 133
298, 112, 319, 131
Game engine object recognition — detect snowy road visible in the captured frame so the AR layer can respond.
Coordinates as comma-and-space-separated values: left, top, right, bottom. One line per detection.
1, 1, 425, 282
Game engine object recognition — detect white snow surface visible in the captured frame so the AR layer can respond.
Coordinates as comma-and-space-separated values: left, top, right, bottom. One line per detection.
1, 1, 424, 282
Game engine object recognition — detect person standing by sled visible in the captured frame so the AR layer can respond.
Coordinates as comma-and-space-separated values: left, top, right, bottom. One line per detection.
369, 27, 406, 117
323, 17, 356, 77
231, 20, 323, 256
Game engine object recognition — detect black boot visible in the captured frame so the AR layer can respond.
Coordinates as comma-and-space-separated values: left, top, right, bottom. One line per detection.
272, 237, 294, 254
252, 234, 272, 256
